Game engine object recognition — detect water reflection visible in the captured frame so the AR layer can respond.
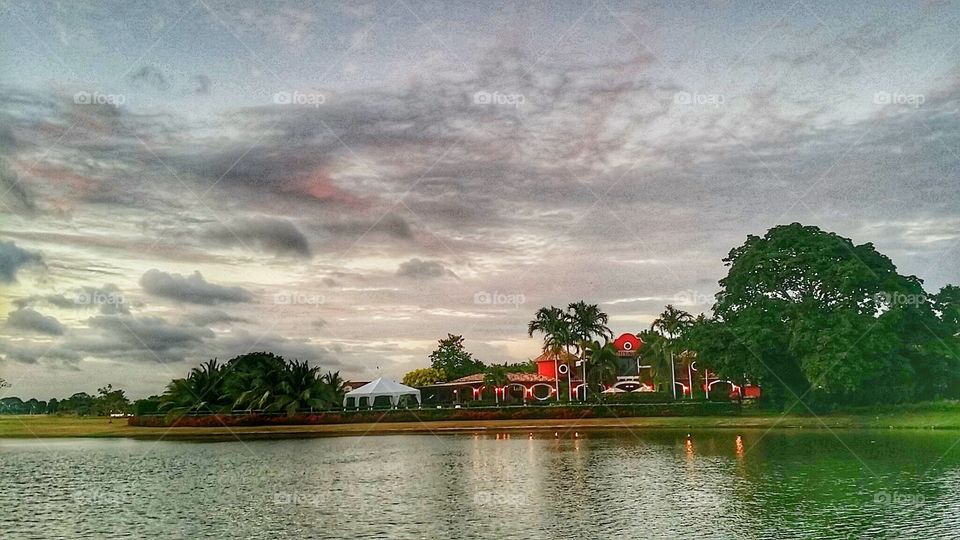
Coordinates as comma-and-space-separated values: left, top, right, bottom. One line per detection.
2, 430, 960, 538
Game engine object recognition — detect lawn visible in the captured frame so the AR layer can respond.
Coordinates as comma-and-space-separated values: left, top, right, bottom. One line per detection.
3, 402, 960, 439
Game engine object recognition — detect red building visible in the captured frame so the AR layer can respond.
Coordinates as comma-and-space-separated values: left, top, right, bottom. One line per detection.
419, 332, 760, 403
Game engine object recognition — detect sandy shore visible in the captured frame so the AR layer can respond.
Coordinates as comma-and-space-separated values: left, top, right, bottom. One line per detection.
3, 408, 960, 440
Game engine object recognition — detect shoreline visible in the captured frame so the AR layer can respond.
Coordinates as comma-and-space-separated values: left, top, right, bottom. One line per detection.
3, 408, 960, 439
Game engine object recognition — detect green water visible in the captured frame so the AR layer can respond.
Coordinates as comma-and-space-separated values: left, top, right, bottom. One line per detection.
2, 429, 958, 538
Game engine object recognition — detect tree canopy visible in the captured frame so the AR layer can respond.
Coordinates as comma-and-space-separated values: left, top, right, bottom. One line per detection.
687, 223, 960, 408
158, 352, 344, 417
402, 367, 446, 387
428, 334, 485, 381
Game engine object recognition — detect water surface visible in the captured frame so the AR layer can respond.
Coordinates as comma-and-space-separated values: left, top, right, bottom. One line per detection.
2, 429, 959, 538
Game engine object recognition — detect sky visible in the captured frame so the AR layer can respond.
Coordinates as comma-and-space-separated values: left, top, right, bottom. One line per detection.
1, 0, 959, 399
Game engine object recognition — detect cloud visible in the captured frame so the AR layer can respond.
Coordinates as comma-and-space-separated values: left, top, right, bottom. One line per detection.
0, 159, 35, 213
86, 314, 213, 356
139, 269, 253, 305
0, 241, 43, 283
14, 284, 129, 314
183, 309, 249, 326
326, 214, 413, 240
190, 75, 211, 95
127, 65, 170, 91
396, 258, 457, 279
5, 308, 65, 335
202, 217, 312, 258
0, 312, 216, 365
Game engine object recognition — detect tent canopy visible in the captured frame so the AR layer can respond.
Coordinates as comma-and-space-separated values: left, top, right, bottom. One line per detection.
343, 377, 421, 408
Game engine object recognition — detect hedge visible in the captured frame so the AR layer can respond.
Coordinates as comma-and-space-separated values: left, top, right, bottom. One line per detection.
129, 401, 741, 428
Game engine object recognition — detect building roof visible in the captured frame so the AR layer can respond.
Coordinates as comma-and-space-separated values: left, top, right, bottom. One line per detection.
445, 372, 554, 384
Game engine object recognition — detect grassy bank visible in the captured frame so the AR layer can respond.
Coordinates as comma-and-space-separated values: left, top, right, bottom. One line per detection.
2, 401, 960, 439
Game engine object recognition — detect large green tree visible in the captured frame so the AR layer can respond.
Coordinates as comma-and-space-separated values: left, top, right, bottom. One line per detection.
428, 334, 485, 381
158, 353, 343, 418
159, 359, 229, 417
690, 223, 959, 408
402, 367, 445, 387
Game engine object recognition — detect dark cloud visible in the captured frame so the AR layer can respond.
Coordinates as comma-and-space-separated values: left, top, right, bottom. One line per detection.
127, 65, 170, 91
86, 314, 213, 356
326, 214, 413, 240
396, 258, 457, 279
0, 241, 43, 283
183, 309, 249, 327
14, 284, 128, 314
139, 269, 253, 304
202, 217, 312, 258
0, 312, 215, 365
0, 341, 81, 365
5, 308, 65, 335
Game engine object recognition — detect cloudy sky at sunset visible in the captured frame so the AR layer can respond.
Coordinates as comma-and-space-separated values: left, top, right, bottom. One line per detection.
2, 0, 959, 398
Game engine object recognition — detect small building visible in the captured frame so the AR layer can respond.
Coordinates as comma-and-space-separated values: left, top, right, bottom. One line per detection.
421, 371, 557, 403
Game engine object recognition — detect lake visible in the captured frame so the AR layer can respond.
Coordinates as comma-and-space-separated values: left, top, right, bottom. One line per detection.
2, 429, 958, 538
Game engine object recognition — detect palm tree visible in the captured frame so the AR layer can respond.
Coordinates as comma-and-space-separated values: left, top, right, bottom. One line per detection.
232, 362, 286, 412
567, 302, 612, 400
650, 305, 695, 398
650, 304, 694, 340
320, 371, 346, 407
158, 359, 227, 419
585, 340, 619, 400
528, 306, 575, 401
638, 330, 671, 392
222, 352, 287, 411
483, 365, 510, 405
272, 360, 326, 415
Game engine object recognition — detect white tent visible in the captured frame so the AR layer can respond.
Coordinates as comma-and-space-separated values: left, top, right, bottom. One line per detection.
343, 377, 421, 409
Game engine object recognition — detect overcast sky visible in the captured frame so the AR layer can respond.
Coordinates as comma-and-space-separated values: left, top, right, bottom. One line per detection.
2, 0, 959, 399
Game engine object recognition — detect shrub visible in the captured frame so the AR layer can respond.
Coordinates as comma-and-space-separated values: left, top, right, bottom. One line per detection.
600, 392, 673, 404
129, 401, 741, 427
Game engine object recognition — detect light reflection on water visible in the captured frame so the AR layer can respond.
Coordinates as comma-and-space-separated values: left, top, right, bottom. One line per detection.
2, 429, 960, 538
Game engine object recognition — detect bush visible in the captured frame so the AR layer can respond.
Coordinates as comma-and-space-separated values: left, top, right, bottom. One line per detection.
133, 398, 162, 416
129, 401, 741, 427
600, 392, 673, 404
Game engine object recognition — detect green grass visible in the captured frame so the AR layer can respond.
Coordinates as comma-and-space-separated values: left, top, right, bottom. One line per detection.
3, 401, 960, 439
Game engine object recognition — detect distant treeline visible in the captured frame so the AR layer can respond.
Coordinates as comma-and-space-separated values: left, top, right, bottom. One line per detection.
0, 385, 131, 416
